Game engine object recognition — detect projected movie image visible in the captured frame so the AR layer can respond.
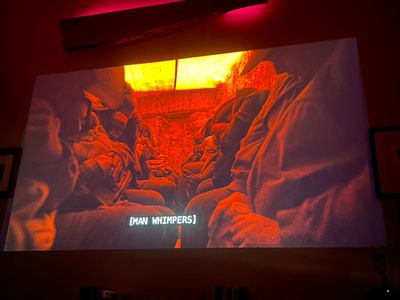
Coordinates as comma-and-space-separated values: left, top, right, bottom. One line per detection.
4, 38, 386, 250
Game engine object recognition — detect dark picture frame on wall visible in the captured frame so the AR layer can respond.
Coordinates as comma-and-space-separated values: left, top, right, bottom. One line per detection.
369, 127, 400, 199
0, 148, 22, 198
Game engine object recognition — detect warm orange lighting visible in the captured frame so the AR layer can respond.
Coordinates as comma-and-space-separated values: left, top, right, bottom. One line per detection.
124, 51, 245, 92
176, 51, 244, 90
124, 60, 176, 92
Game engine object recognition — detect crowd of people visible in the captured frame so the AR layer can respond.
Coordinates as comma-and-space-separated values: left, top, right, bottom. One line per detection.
4, 38, 385, 250
5, 68, 178, 250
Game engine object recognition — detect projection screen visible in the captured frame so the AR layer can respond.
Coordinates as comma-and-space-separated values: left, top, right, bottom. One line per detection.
2, 38, 386, 250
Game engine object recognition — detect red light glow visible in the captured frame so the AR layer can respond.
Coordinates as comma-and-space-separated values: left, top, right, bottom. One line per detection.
75, 0, 183, 17
220, 3, 270, 25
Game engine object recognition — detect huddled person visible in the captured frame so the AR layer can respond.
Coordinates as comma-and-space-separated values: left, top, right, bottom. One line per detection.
134, 122, 178, 208
176, 83, 271, 212
6, 39, 385, 250
5, 69, 177, 251
181, 39, 385, 248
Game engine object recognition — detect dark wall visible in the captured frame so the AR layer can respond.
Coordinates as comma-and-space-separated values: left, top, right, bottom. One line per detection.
1, 0, 399, 299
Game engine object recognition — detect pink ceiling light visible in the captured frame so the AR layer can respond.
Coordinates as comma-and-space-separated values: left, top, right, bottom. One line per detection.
60, 0, 268, 51
76, 0, 184, 17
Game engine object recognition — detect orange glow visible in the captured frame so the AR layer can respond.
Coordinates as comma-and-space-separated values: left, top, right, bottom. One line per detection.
124, 60, 176, 92
176, 51, 244, 90
124, 51, 245, 92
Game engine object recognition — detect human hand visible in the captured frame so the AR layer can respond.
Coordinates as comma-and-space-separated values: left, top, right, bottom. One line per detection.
26, 211, 57, 250
209, 192, 249, 228
208, 193, 249, 247
208, 194, 280, 247
229, 213, 280, 247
